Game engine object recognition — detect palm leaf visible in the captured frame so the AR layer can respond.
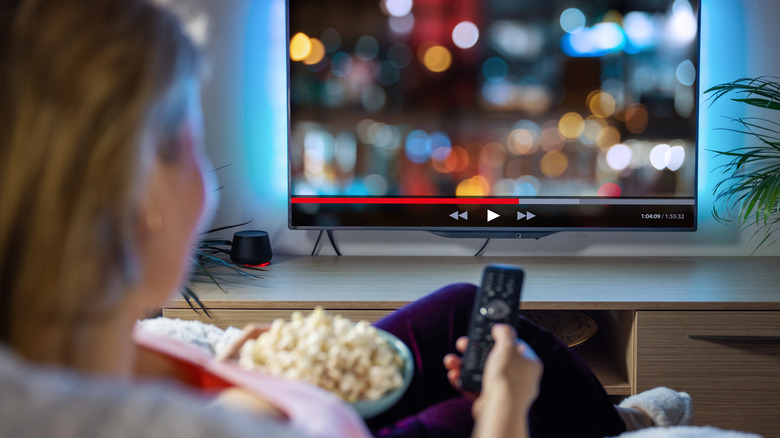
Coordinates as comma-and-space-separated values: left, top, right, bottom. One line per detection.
732, 98, 780, 111
178, 221, 265, 315
204, 220, 252, 235
706, 77, 780, 249
192, 257, 227, 294
707, 73, 780, 98
180, 285, 211, 318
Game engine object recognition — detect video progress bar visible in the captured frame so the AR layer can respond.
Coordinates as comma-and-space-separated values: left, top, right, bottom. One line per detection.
291, 197, 694, 205
291, 197, 518, 205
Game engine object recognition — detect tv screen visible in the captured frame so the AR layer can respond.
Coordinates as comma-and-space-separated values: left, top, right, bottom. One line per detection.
287, 0, 698, 237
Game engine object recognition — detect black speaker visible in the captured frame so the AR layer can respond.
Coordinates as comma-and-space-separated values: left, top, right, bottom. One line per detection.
230, 230, 273, 266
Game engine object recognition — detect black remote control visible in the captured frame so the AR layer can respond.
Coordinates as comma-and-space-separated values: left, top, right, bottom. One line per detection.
459, 264, 525, 392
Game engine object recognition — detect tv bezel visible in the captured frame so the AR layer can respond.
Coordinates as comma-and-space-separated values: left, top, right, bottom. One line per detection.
285, 0, 700, 238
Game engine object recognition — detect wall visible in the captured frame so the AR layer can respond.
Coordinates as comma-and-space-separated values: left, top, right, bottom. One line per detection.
190, 0, 780, 256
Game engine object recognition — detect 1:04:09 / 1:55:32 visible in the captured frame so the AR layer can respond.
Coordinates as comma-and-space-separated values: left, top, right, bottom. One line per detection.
640, 213, 685, 220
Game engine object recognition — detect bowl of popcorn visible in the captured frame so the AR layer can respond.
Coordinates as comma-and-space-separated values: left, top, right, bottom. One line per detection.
238, 307, 414, 419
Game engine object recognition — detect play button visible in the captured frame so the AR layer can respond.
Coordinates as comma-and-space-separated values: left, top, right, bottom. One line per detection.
487, 210, 500, 222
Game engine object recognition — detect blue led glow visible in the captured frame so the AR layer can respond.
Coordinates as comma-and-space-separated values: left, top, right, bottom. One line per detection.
244, 0, 287, 200
698, 0, 747, 220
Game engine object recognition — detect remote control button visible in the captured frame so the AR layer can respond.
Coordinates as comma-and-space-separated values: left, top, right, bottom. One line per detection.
484, 299, 512, 321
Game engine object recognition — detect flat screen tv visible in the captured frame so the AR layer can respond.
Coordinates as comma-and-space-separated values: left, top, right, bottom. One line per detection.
287, 0, 698, 238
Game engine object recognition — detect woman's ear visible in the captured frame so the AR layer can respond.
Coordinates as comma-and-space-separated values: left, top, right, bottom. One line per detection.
139, 207, 164, 240
134, 163, 165, 242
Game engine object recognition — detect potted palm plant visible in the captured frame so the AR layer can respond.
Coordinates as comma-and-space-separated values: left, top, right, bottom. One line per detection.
705, 76, 780, 248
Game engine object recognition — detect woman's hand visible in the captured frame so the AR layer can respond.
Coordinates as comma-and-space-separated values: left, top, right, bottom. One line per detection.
443, 338, 480, 401
212, 387, 289, 421
444, 324, 543, 438
212, 324, 289, 420
475, 324, 542, 416
215, 323, 271, 361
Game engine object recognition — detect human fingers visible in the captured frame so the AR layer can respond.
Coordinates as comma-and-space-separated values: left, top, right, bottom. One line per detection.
443, 352, 480, 401
447, 368, 461, 389
490, 323, 517, 347
474, 324, 517, 372
488, 323, 538, 367
515, 339, 540, 365
216, 323, 271, 361
455, 335, 468, 353
449, 370, 479, 402
482, 324, 542, 407
443, 353, 462, 371
471, 394, 485, 420
213, 387, 288, 420
443, 354, 463, 389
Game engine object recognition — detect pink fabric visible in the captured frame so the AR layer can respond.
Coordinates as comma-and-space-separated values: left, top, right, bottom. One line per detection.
132, 326, 372, 438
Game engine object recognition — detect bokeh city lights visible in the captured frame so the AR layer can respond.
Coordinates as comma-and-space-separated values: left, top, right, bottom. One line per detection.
289, 0, 698, 201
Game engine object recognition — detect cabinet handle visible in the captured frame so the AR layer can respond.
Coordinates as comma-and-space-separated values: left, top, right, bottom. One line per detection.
687, 334, 780, 344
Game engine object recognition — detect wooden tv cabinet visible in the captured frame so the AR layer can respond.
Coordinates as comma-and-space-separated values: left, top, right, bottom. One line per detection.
163, 256, 780, 437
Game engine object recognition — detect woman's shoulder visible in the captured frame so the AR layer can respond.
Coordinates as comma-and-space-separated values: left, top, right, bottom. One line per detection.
0, 344, 302, 438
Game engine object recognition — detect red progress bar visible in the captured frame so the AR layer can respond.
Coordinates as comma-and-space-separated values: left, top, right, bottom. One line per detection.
291, 197, 519, 205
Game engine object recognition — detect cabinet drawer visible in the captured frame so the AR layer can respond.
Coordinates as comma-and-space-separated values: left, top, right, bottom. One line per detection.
636, 311, 780, 438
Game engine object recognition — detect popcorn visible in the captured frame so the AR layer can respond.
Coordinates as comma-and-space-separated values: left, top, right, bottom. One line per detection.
238, 307, 405, 402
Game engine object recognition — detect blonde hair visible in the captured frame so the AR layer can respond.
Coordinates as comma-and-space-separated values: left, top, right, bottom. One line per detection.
0, 0, 201, 365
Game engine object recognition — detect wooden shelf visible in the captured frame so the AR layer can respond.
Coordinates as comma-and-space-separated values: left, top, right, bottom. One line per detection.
164, 255, 780, 433
167, 255, 780, 311
574, 340, 632, 396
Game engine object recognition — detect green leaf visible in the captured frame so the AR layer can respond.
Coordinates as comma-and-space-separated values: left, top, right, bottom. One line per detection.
203, 220, 252, 235
193, 258, 226, 294
180, 221, 264, 314
706, 77, 780, 250
180, 286, 211, 318
732, 98, 780, 110
200, 239, 233, 246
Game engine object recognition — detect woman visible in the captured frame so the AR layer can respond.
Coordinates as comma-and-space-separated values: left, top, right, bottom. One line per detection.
0, 0, 693, 437
0, 1, 533, 436
1, 0, 304, 436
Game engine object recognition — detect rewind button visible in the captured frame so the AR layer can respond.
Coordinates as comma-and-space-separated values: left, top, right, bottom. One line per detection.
450, 211, 469, 220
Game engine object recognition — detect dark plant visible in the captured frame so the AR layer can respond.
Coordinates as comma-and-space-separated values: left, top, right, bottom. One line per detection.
705, 76, 780, 248
180, 221, 265, 316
